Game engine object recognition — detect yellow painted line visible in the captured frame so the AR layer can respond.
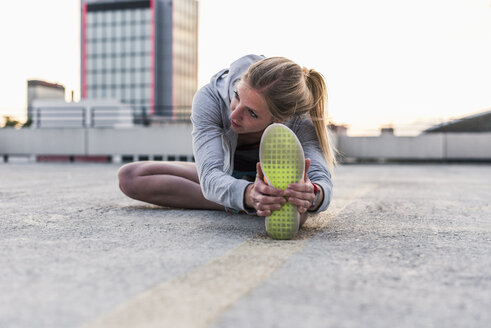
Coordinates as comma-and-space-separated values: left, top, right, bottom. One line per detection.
83, 184, 376, 328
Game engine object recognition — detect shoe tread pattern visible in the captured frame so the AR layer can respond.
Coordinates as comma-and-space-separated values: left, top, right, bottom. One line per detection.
260, 124, 304, 240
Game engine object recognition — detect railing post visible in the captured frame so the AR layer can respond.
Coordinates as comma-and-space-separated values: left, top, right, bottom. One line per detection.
142, 106, 149, 126
83, 107, 87, 128
36, 108, 41, 128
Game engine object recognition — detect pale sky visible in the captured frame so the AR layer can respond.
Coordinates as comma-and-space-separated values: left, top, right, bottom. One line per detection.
1, 0, 490, 135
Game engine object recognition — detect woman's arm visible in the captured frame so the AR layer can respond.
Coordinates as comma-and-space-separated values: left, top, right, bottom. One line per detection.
287, 118, 333, 213
191, 85, 252, 211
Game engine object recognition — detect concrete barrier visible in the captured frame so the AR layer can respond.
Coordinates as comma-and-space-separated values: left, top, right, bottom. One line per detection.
0, 128, 86, 155
1, 127, 490, 162
446, 133, 491, 159
338, 134, 445, 160
87, 124, 193, 156
338, 133, 491, 161
0, 124, 193, 162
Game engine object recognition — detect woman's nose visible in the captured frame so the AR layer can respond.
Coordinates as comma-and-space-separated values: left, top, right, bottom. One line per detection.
231, 105, 243, 120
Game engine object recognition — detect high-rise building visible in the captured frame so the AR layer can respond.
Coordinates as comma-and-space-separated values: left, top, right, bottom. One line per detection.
80, 0, 198, 120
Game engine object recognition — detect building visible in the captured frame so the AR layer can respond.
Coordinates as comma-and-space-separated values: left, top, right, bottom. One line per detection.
328, 122, 348, 135
27, 80, 66, 121
424, 109, 491, 133
380, 125, 395, 135
31, 99, 134, 128
80, 0, 198, 121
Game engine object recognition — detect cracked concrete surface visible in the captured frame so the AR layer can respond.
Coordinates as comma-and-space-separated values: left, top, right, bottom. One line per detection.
1, 163, 490, 328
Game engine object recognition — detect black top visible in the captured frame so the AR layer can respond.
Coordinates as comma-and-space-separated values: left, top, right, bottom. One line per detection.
233, 142, 260, 172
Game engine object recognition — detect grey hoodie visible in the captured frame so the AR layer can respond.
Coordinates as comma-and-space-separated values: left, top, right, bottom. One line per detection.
191, 54, 332, 213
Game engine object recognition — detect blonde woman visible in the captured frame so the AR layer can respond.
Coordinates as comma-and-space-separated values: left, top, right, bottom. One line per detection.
118, 54, 335, 235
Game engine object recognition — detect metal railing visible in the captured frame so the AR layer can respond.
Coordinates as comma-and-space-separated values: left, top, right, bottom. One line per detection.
31, 105, 192, 128
34, 107, 86, 128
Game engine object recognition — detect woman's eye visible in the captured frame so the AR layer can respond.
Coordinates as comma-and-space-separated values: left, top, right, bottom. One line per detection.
249, 110, 258, 119
233, 90, 239, 100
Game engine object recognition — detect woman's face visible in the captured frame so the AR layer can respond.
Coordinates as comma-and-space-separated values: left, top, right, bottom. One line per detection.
230, 81, 274, 135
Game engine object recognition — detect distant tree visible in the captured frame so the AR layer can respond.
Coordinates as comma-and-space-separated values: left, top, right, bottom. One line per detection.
22, 117, 33, 128
1, 116, 21, 128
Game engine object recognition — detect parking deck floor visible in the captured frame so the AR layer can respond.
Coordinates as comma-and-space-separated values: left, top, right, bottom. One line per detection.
1, 163, 490, 328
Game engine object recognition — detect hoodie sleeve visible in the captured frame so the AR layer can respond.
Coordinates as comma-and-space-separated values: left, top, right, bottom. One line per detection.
291, 118, 333, 213
190, 83, 252, 211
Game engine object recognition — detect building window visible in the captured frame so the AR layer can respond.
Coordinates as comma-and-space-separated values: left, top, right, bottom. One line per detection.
86, 4, 151, 105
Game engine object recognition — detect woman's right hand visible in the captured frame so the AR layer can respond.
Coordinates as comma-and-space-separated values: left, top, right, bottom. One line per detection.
244, 162, 286, 217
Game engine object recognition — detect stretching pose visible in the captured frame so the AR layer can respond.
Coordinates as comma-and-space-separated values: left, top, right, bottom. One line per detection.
118, 54, 335, 227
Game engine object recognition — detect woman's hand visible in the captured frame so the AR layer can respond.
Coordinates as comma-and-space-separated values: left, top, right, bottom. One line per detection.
244, 159, 321, 216
244, 162, 286, 217
284, 158, 319, 214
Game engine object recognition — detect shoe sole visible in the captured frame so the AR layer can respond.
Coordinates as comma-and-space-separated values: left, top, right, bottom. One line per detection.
259, 123, 305, 240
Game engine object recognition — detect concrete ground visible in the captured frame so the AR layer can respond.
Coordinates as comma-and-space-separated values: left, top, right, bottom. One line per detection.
1, 163, 490, 328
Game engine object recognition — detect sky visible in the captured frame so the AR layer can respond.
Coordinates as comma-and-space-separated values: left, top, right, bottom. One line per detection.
1, 0, 490, 135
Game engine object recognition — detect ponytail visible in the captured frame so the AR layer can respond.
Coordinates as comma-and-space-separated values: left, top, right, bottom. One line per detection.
303, 68, 336, 172
243, 57, 337, 172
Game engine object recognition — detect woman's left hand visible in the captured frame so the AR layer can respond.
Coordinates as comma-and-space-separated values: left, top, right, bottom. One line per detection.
284, 158, 316, 214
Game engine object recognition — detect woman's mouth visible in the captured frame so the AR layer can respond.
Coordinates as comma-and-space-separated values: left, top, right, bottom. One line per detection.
231, 120, 240, 128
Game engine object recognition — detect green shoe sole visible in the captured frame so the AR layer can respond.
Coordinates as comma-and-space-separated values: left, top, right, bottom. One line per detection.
260, 123, 305, 240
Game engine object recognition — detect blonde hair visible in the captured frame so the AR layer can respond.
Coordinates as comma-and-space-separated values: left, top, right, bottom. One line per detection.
242, 57, 336, 171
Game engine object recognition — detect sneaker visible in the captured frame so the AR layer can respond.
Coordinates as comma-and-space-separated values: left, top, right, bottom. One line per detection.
259, 123, 305, 240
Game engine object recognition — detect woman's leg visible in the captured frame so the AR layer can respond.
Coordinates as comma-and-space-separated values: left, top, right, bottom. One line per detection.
118, 161, 224, 210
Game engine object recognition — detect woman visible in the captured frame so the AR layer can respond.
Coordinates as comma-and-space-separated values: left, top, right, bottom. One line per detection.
118, 54, 335, 229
